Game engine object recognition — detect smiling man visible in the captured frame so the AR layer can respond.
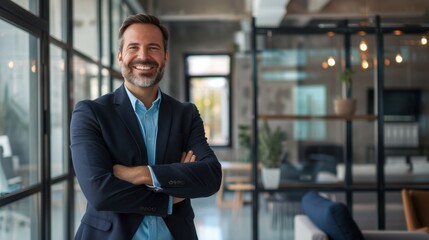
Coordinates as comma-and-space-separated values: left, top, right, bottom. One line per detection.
70, 14, 222, 240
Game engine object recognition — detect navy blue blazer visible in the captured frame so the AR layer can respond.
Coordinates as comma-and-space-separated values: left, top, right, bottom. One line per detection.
70, 85, 222, 240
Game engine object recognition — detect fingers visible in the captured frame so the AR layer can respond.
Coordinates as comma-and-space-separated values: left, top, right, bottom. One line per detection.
173, 197, 185, 204
181, 150, 196, 163
180, 152, 186, 163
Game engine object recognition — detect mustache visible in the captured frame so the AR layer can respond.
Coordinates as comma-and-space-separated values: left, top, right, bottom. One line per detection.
129, 60, 159, 68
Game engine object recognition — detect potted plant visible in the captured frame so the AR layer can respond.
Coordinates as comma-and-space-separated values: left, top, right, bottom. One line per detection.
258, 121, 287, 189
238, 124, 251, 162
334, 68, 357, 115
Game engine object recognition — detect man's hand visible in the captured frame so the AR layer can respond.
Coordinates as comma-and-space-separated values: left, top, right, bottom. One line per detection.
181, 150, 196, 163
173, 150, 196, 204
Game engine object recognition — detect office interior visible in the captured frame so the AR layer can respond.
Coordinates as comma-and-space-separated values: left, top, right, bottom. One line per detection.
0, 0, 429, 239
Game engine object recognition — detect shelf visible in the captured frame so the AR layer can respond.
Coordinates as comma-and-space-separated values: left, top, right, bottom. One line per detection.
258, 114, 377, 121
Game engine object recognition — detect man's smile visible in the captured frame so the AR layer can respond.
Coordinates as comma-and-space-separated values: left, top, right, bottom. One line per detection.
133, 64, 155, 72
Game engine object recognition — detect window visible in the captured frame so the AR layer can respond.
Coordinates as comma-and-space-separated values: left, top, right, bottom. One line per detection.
51, 182, 67, 239
50, 44, 68, 177
101, 0, 110, 65
111, 0, 122, 71
186, 54, 231, 146
72, 56, 99, 104
0, 19, 40, 194
50, 0, 67, 41
0, 194, 41, 239
73, 0, 97, 60
11, 0, 38, 16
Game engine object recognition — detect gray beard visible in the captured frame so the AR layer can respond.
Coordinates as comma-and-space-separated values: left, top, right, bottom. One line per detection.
121, 65, 165, 88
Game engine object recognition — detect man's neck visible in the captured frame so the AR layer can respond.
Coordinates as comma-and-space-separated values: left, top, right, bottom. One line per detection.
124, 81, 159, 109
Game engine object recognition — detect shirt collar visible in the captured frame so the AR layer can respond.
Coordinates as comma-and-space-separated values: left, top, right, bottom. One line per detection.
124, 84, 162, 112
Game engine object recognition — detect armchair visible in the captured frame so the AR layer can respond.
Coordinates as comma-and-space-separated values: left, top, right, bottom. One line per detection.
296, 191, 429, 240
402, 189, 429, 232
295, 215, 429, 240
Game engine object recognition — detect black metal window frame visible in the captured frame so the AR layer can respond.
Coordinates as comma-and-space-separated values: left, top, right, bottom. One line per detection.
184, 52, 233, 148
0, 0, 135, 239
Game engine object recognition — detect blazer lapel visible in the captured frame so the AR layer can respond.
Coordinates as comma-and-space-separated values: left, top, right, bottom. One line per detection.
156, 92, 172, 165
114, 85, 148, 165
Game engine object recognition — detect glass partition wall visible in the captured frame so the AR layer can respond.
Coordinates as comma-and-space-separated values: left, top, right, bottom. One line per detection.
0, 1, 133, 239
250, 18, 429, 240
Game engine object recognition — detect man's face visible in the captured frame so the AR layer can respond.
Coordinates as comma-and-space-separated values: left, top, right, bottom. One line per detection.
117, 23, 168, 88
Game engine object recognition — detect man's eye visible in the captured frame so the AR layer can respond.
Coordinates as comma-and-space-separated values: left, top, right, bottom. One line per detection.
149, 47, 160, 51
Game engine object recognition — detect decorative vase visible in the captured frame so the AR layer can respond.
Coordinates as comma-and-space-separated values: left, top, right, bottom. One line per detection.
261, 168, 281, 189
334, 98, 356, 115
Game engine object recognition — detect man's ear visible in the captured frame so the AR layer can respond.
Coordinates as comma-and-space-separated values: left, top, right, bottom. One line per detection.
165, 51, 169, 64
117, 51, 123, 65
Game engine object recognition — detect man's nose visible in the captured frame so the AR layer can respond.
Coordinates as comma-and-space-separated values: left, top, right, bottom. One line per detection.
136, 48, 149, 59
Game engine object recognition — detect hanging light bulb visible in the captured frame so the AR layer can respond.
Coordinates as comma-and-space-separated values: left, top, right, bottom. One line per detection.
393, 30, 402, 36
421, 36, 428, 45
361, 59, 369, 69
8, 61, 14, 68
322, 61, 329, 69
359, 39, 368, 51
327, 56, 336, 67
31, 60, 37, 73
385, 58, 391, 66
395, 52, 403, 63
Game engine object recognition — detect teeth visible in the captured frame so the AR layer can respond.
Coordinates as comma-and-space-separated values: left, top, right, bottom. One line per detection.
134, 65, 152, 70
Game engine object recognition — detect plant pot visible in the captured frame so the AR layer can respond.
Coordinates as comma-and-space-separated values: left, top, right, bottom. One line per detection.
333, 98, 356, 115
261, 168, 281, 189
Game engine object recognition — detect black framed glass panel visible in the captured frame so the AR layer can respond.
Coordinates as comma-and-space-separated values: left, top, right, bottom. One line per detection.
72, 56, 99, 104
101, 0, 110, 66
74, 177, 86, 235
111, 0, 121, 71
0, 193, 41, 239
51, 181, 67, 240
73, 0, 98, 60
50, 44, 68, 177
0, 19, 40, 195
49, 0, 67, 42
186, 54, 231, 146
10, 0, 38, 16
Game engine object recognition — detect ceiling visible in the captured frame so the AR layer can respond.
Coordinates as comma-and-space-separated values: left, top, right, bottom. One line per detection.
137, 0, 429, 27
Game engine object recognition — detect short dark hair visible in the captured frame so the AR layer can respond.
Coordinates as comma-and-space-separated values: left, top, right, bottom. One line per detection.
118, 14, 169, 52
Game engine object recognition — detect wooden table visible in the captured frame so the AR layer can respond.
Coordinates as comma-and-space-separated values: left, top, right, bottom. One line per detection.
217, 161, 254, 212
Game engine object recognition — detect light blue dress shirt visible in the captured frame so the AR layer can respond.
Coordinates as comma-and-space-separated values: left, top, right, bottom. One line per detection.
125, 86, 174, 240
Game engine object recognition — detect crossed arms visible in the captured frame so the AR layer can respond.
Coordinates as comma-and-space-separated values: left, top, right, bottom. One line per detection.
113, 151, 197, 204
70, 100, 222, 216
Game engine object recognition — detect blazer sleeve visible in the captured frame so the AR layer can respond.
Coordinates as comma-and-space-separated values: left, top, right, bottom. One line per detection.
70, 100, 169, 216
151, 104, 222, 198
